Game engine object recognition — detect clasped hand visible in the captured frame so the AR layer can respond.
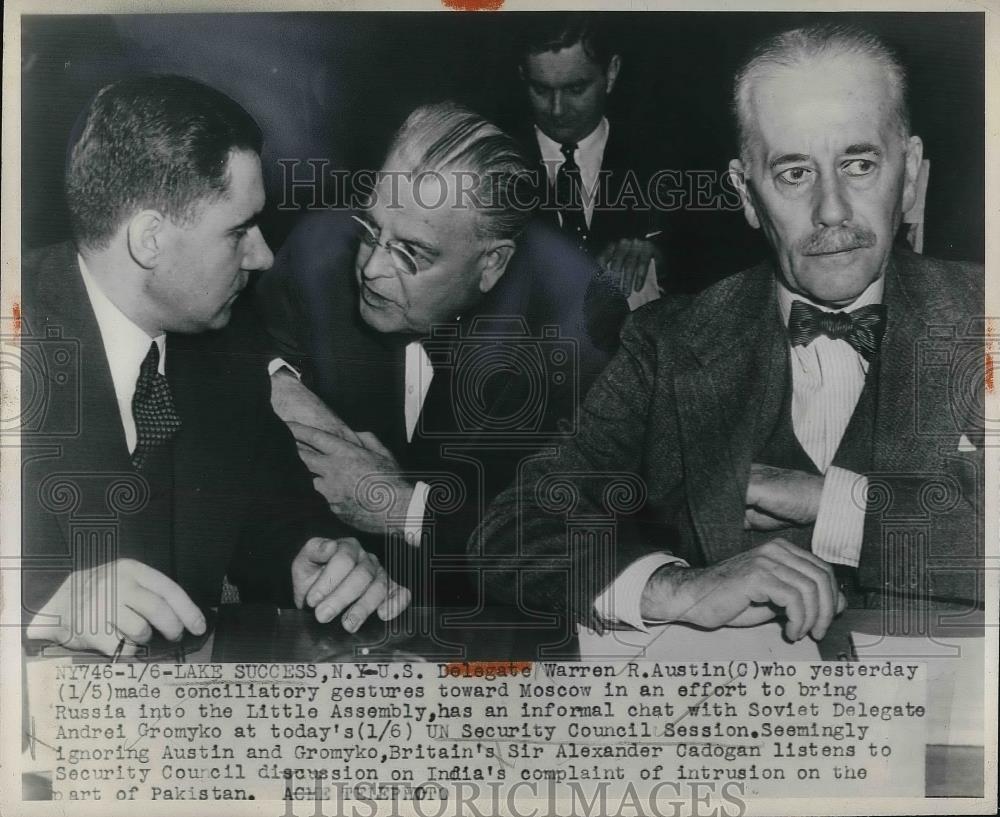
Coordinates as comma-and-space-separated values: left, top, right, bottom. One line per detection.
271, 370, 414, 534
27, 536, 411, 657
639, 464, 840, 642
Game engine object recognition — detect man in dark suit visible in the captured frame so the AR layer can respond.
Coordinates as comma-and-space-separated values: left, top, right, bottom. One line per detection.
476, 25, 984, 640
257, 102, 617, 607
22, 75, 409, 657
514, 13, 668, 305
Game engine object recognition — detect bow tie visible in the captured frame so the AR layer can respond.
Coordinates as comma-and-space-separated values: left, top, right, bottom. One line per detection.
787, 300, 887, 362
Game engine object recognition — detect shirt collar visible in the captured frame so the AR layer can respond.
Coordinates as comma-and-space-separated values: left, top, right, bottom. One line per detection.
777, 273, 885, 328
78, 254, 166, 399
535, 117, 610, 166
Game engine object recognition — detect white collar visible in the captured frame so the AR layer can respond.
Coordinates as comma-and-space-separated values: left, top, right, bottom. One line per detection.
78, 254, 166, 400
777, 273, 885, 328
535, 116, 610, 164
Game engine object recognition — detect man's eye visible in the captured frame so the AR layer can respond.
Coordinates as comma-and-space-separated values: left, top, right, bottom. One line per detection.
843, 159, 877, 177
399, 243, 428, 265
776, 167, 812, 185
351, 215, 379, 245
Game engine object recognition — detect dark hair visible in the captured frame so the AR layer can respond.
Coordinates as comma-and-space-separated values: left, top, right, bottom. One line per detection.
519, 13, 617, 71
66, 74, 263, 249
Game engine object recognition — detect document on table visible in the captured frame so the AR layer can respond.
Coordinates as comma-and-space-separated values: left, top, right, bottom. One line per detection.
852, 631, 985, 746
578, 619, 822, 661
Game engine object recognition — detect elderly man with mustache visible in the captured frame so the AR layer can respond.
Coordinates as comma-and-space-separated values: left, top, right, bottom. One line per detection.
475, 24, 984, 642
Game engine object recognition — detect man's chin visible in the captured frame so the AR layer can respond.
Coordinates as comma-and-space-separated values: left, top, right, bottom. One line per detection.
358, 300, 401, 334
793, 254, 883, 305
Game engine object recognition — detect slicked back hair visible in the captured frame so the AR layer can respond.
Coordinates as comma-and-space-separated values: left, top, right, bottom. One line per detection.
384, 101, 533, 242
66, 74, 263, 250
733, 24, 910, 166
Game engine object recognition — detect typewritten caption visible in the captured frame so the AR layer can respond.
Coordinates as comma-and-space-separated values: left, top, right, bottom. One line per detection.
24, 660, 926, 802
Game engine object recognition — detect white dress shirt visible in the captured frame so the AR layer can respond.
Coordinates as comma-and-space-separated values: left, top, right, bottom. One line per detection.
402, 342, 433, 545
535, 117, 610, 229
777, 276, 882, 568
78, 256, 165, 454
596, 276, 883, 629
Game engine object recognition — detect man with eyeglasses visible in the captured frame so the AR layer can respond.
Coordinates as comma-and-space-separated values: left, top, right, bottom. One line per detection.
256, 102, 619, 607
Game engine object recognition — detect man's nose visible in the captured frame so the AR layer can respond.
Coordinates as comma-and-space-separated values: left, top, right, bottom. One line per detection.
550, 91, 564, 118
244, 226, 274, 271
813, 173, 853, 228
359, 244, 396, 281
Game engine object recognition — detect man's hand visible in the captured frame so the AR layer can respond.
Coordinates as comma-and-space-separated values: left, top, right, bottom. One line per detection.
270, 369, 362, 443
597, 238, 663, 294
292, 537, 411, 631
640, 539, 846, 641
25, 559, 206, 657
287, 421, 415, 535
745, 463, 824, 531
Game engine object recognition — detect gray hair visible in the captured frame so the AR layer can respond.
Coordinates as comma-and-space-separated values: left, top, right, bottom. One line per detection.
384, 102, 533, 241
733, 24, 910, 166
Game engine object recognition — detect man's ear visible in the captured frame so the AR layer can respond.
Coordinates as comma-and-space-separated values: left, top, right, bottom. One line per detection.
728, 159, 760, 231
900, 135, 924, 214
605, 55, 622, 95
478, 240, 516, 294
126, 210, 166, 269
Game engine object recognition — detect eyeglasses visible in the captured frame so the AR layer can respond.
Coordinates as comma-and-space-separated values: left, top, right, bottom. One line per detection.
351, 214, 423, 276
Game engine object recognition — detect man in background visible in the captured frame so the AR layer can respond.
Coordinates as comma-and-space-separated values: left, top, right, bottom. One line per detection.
476, 25, 983, 639
516, 13, 670, 306
22, 75, 409, 657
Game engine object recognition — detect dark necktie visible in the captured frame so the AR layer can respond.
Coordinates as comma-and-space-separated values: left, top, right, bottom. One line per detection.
131, 341, 181, 470
787, 300, 887, 362
556, 142, 589, 245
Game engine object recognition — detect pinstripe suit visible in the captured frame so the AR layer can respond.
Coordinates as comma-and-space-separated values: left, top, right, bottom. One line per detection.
475, 248, 985, 628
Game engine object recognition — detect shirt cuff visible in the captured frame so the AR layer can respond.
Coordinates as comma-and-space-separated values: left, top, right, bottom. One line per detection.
811, 465, 866, 567
402, 480, 430, 547
268, 357, 302, 379
593, 552, 689, 632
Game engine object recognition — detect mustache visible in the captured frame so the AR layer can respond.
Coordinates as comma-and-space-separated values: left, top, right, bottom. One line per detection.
799, 227, 877, 256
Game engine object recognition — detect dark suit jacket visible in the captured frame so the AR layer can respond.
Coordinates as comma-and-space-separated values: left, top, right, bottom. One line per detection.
254, 210, 619, 604
516, 121, 668, 259
20, 242, 343, 624
475, 248, 985, 626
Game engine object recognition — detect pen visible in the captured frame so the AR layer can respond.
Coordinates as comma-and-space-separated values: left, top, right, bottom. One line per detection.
111, 636, 126, 663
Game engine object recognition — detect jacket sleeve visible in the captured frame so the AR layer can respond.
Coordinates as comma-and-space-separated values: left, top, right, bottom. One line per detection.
470, 307, 682, 627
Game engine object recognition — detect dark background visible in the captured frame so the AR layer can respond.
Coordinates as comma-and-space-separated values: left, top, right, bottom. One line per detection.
21, 11, 985, 290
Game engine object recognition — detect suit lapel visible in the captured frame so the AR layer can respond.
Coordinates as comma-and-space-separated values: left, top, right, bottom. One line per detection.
673, 265, 788, 562
167, 330, 249, 592
872, 254, 936, 474
30, 247, 135, 543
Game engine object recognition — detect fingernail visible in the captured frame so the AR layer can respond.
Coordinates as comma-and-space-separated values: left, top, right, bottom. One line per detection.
343, 615, 357, 632
192, 616, 206, 636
